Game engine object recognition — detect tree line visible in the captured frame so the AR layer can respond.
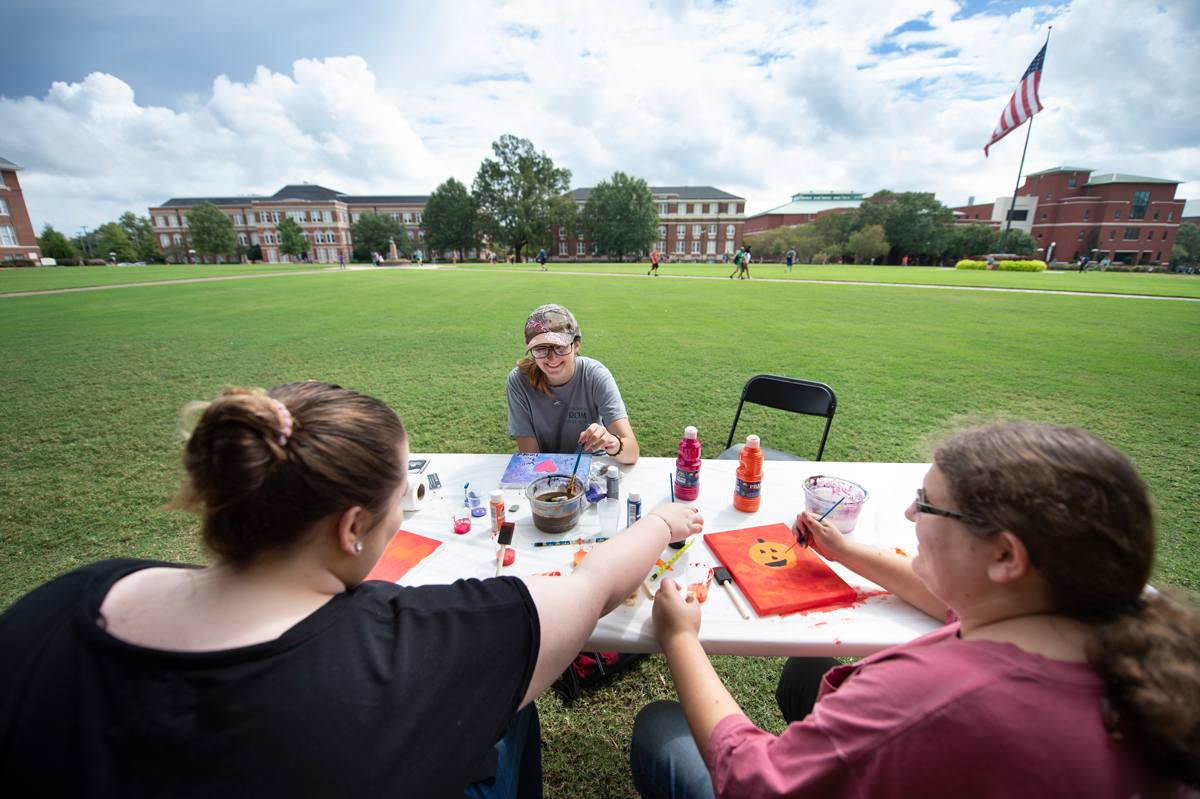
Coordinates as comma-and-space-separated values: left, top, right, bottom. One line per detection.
38, 214, 163, 265
743, 191, 1039, 265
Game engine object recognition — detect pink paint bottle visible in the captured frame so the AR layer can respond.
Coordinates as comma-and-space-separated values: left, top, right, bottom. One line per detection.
674, 426, 702, 501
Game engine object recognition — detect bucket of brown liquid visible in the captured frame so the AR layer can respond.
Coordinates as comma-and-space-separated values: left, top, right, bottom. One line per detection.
525, 474, 585, 534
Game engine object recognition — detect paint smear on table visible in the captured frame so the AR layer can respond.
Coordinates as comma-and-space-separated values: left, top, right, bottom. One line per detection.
364, 529, 443, 583
785, 589, 892, 618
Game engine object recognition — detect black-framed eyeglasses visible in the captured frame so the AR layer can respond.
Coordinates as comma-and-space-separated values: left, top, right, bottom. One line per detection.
914, 489, 992, 527
529, 344, 573, 359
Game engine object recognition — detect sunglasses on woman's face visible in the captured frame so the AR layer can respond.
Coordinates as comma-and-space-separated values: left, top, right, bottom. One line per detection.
914, 489, 992, 527
530, 344, 573, 359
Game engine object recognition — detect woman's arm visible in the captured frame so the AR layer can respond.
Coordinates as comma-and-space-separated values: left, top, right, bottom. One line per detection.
519, 503, 702, 707
795, 512, 947, 619
578, 419, 639, 465
653, 577, 744, 759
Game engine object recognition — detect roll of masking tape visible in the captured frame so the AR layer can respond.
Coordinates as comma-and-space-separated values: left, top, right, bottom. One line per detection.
402, 474, 429, 511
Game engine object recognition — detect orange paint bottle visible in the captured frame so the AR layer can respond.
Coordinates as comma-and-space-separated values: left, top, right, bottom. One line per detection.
733, 435, 763, 512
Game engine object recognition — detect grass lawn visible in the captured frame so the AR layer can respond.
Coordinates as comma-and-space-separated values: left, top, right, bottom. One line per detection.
0, 262, 329, 293
2, 268, 1197, 797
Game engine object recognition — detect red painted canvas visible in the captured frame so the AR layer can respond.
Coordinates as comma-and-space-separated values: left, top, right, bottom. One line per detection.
704, 523, 856, 617
364, 529, 444, 583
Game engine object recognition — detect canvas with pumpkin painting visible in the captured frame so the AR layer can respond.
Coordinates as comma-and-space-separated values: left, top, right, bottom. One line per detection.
704, 523, 857, 617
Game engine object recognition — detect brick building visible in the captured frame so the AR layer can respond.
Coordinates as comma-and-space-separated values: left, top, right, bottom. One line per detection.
568, 186, 745, 259
0, 157, 44, 263
149, 184, 428, 264
745, 191, 864, 234
952, 166, 1186, 264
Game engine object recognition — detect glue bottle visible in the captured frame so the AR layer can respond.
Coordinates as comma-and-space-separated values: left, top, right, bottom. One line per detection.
733, 435, 764, 513
674, 426, 702, 501
606, 468, 620, 502
626, 491, 642, 528
489, 490, 506, 534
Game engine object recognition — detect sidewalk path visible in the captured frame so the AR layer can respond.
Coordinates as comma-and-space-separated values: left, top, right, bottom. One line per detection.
3, 265, 1196, 302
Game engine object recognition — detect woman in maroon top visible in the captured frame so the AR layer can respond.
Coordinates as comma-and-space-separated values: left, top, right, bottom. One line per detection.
632, 424, 1200, 799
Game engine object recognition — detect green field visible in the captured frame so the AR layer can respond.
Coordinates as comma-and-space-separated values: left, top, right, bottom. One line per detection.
0, 262, 328, 293
2, 265, 1197, 797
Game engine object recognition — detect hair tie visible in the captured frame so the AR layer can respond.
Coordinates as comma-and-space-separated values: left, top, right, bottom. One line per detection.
270, 398, 294, 446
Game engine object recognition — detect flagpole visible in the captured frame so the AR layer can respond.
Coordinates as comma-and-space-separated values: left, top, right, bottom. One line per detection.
998, 26, 1051, 254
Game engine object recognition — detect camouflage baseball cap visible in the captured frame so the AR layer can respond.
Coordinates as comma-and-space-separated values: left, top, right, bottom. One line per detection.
524, 303, 580, 350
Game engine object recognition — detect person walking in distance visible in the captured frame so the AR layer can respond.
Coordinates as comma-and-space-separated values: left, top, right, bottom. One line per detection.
648, 249, 661, 276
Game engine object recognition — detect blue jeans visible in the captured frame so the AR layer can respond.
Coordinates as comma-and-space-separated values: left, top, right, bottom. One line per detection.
629, 658, 839, 799
465, 703, 542, 799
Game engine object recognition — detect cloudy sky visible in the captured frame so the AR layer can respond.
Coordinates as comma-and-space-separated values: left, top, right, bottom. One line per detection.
3, 0, 1197, 235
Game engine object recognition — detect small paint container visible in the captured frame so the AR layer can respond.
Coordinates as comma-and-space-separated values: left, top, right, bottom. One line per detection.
802, 476, 869, 534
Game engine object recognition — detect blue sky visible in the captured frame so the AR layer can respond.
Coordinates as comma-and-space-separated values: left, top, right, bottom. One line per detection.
2, 0, 1197, 233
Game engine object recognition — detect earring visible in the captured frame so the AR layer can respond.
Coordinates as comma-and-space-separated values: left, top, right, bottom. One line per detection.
354, 542, 363, 553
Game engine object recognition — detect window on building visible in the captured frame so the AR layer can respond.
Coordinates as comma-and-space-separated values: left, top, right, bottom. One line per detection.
725, 240, 734, 254
1083, 210, 1090, 221
726, 224, 735, 237
678, 204, 689, 215
1046, 193, 1052, 199
709, 203, 718, 214
1130, 191, 1150, 220
658, 226, 666, 239
728, 203, 737, 214
1157, 251, 1162, 261
1153, 210, 1160, 221
1168, 211, 1174, 221
1109, 230, 1115, 240
1037, 233, 1043, 239
352, 213, 360, 223
659, 203, 668, 214
416, 213, 422, 223
1114, 210, 1121, 220
577, 241, 586, 255
402, 212, 412, 224
1041, 213, 1047, 220
692, 225, 702, 237
154, 216, 165, 227
416, 231, 422, 240
238, 233, 248, 246
559, 227, 566, 239
0, 198, 11, 215
676, 225, 686, 237
1068, 179, 1077, 188
173, 234, 183, 246
675, 241, 685, 254
1123, 228, 1140, 240
691, 240, 701, 254
160, 234, 170, 246
233, 214, 243, 225
1163, 230, 1169, 241
1078, 231, 1085, 240
0, 225, 14, 245
1007, 209, 1028, 221
390, 213, 400, 221
559, 242, 567, 255
169, 216, 179, 227
1147, 230, 1154, 241
251, 233, 259, 245
706, 241, 716, 254
325, 211, 334, 223
707, 224, 717, 236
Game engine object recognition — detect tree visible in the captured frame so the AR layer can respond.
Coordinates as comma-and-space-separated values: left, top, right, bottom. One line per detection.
276, 217, 310, 261
1175, 222, 1200, 266
96, 222, 138, 263
119, 212, 162, 262
859, 191, 955, 259
186, 202, 238, 261
37, 224, 79, 260
473, 135, 574, 262
945, 223, 998, 260
580, 172, 661, 261
848, 224, 890, 264
350, 211, 412, 262
423, 177, 480, 259
1001, 229, 1037, 257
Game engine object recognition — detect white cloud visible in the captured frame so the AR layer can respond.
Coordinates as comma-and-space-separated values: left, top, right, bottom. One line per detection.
2, 0, 1197, 233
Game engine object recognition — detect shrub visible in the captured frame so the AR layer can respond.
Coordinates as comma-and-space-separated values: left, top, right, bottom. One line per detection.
997, 260, 1047, 272
956, 260, 987, 270
85, 259, 109, 266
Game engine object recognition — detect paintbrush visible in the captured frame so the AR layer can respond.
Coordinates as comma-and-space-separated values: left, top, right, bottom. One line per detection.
567, 442, 585, 497
787, 497, 845, 552
495, 521, 515, 577
650, 537, 693, 581
713, 566, 750, 619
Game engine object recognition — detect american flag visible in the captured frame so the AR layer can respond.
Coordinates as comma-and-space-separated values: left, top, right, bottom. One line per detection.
984, 44, 1046, 157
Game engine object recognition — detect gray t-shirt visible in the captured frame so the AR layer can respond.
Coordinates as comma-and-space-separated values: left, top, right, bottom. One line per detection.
506, 356, 629, 454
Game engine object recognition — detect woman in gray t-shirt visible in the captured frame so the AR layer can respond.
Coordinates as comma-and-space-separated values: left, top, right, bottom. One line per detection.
505, 303, 640, 465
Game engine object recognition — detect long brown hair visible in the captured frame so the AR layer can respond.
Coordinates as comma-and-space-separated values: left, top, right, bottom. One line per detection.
933, 424, 1200, 786
171, 382, 406, 565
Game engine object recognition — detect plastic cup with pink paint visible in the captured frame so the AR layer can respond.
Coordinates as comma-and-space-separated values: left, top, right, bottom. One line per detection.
802, 476, 869, 534
686, 563, 713, 602
450, 513, 472, 535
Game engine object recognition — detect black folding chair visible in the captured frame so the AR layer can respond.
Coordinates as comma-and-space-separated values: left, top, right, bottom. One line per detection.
717, 375, 837, 461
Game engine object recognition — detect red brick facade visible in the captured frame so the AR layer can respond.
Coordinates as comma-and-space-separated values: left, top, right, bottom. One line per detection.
0, 158, 44, 263
952, 167, 1185, 264
568, 187, 745, 260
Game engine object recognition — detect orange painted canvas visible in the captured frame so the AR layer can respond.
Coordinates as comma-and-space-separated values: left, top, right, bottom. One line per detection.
704, 523, 856, 617
364, 529, 444, 583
